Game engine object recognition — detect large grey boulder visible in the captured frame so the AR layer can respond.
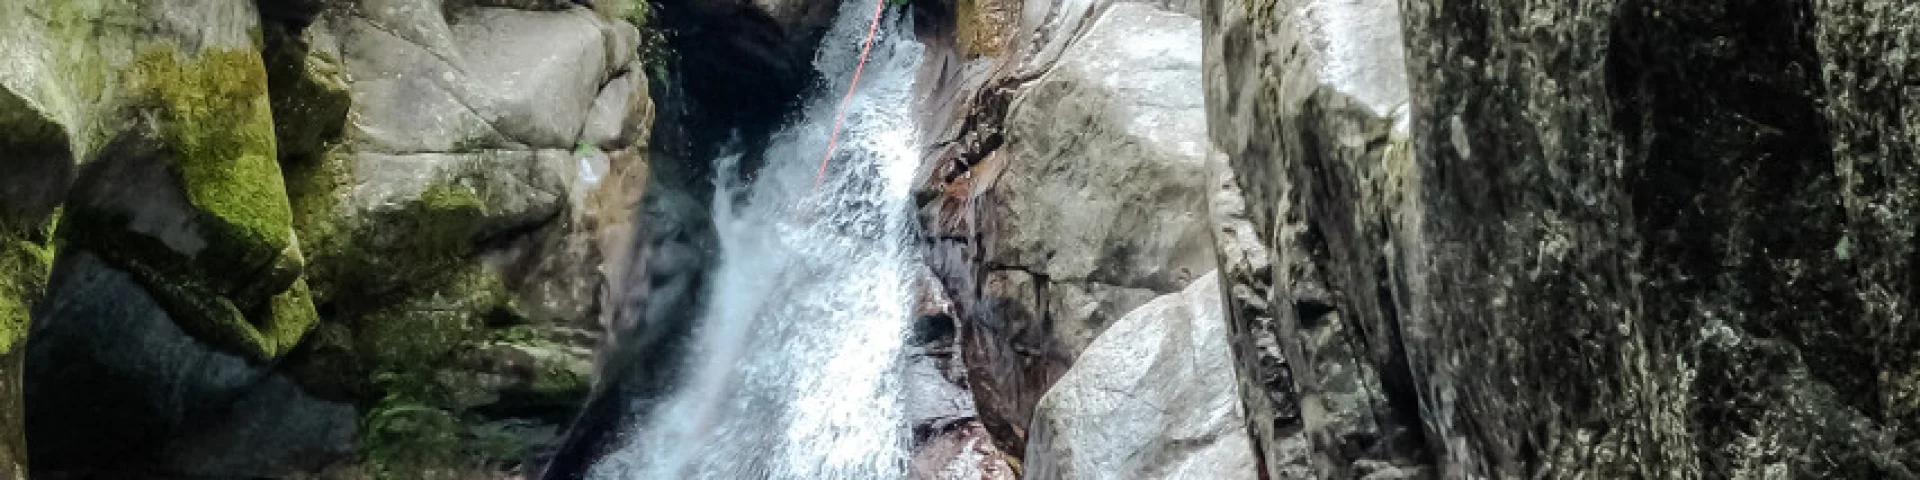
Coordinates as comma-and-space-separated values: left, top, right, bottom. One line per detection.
918, 1, 1214, 456
289, 1, 655, 473
335, 2, 627, 153
1025, 272, 1256, 480
991, 2, 1213, 297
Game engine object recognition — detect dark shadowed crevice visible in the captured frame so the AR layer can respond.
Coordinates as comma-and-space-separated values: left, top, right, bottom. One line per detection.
1607, 0, 1895, 477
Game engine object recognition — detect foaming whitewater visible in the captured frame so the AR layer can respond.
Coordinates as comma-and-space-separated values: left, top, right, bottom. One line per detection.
588, 2, 925, 478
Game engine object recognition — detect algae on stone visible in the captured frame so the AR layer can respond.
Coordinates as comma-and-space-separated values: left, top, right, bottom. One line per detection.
347, 266, 525, 477
43, 43, 320, 363
0, 237, 54, 352
134, 45, 297, 271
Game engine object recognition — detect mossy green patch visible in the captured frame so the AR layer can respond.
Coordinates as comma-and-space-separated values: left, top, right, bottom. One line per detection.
257, 277, 320, 356
347, 266, 522, 477
525, 353, 590, 399
0, 237, 55, 353
131, 44, 297, 275
415, 183, 487, 247
283, 147, 350, 303
314, 181, 487, 304
603, 0, 671, 82
482, 325, 592, 403
354, 265, 509, 369
59, 202, 314, 362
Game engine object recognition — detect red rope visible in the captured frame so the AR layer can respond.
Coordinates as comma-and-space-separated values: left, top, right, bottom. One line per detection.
812, 0, 888, 191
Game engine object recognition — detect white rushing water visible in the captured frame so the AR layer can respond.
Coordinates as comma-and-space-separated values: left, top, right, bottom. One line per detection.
589, 1, 925, 478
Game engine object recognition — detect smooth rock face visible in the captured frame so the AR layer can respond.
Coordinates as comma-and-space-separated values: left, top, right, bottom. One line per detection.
1206, 0, 1920, 477
992, 3, 1212, 295
336, 3, 623, 153
919, 1, 1213, 457
1025, 272, 1256, 480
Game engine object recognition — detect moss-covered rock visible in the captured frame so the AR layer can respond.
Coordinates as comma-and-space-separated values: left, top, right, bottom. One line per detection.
306, 176, 489, 303
0, 69, 74, 359
38, 42, 321, 362
134, 43, 299, 284
0, 85, 69, 355
0, 237, 53, 353
342, 266, 532, 477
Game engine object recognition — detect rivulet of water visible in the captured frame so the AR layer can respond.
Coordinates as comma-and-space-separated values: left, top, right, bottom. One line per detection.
587, 1, 925, 478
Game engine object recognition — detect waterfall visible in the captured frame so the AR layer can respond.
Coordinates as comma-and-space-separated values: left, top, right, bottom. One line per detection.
587, 1, 925, 478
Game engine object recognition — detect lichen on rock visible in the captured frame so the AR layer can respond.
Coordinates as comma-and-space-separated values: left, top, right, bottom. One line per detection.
48, 42, 326, 362
0, 237, 54, 352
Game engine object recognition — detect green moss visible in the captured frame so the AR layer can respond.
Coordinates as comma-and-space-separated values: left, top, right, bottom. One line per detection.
59, 203, 313, 362
0, 237, 55, 353
484, 326, 591, 401
608, 0, 672, 82
416, 183, 486, 245
257, 277, 320, 356
348, 266, 520, 478
526, 354, 589, 398
0, 204, 53, 352
362, 400, 463, 478
132, 44, 298, 280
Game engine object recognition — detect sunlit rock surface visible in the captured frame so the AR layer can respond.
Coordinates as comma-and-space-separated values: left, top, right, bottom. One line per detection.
917, 0, 1213, 458
1026, 272, 1258, 480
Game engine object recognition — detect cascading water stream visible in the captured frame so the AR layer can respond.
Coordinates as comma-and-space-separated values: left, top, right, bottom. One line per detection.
588, 1, 925, 478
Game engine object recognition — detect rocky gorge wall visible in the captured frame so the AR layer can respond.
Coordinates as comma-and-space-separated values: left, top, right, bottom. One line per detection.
916, 0, 1920, 478
0, 0, 654, 476
1207, 0, 1920, 478
3, 0, 1917, 478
